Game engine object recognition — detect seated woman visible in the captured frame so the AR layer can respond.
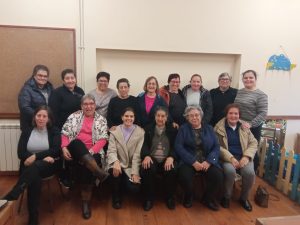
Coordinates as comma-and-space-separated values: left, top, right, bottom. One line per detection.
214, 103, 257, 211
61, 94, 109, 219
140, 106, 178, 211
106, 107, 144, 209
175, 105, 223, 211
2, 106, 60, 225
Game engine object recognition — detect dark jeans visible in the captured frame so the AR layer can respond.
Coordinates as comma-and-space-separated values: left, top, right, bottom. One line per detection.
178, 163, 223, 202
250, 124, 263, 171
140, 158, 177, 201
67, 139, 102, 184
108, 168, 140, 201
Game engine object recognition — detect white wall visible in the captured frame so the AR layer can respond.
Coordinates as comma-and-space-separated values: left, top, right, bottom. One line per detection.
0, 0, 300, 149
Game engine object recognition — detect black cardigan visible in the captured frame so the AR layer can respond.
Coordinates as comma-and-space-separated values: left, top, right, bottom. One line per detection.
141, 122, 178, 160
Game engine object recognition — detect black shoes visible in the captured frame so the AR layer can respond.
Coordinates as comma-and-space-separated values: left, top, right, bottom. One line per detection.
183, 196, 193, 208
59, 178, 72, 189
82, 201, 91, 219
239, 199, 252, 212
166, 197, 176, 210
143, 200, 153, 211
202, 200, 219, 211
220, 197, 230, 208
112, 198, 122, 209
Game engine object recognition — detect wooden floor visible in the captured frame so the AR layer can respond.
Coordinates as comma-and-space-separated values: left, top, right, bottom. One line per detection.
1, 175, 300, 225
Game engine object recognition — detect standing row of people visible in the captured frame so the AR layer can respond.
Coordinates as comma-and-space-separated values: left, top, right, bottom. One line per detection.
4, 64, 267, 225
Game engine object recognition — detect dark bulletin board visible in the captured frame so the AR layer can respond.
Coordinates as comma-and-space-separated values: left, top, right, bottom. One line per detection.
0, 25, 76, 118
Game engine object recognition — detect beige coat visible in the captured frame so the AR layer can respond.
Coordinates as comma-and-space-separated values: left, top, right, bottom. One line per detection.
107, 125, 144, 178
214, 118, 257, 162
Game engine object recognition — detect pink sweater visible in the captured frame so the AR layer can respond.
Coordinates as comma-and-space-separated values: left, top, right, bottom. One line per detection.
61, 116, 106, 153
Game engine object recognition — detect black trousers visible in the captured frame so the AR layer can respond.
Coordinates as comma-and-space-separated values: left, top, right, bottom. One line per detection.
67, 139, 102, 184
140, 158, 177, 201
178, 163, 223, 201
7, 160, 58, 218
250, 124, 263, 171
108, 168, 140, 200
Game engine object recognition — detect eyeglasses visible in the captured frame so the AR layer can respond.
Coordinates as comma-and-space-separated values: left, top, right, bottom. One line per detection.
82, 103, 95, 107
219, 78, 230, 81
188, 113, 200, 118
97, 79, 108, 83
36, 74, 48, 79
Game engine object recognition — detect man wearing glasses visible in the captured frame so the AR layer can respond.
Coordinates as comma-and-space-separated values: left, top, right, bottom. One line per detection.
210, 72, 237, 126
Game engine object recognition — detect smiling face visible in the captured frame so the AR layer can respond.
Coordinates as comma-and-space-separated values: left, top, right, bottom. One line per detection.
81, 98, 96, 117
226, 107, 240, 126
118, 82, 130, 98
242, 71, 257, 90
169, 77, 180, 93
218, 75, 231, 91
187, 109, 202, 128
155, 110, 168, 128
97, 76, 109, 92
122, 110, 135, 127
63, 73, 76, 91
190, 75, 202, 91
34, 69, 49, 88
146, 78, 157, 94
35, 109, 49, 129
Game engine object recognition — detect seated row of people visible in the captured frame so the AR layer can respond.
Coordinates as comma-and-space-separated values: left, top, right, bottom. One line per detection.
2, 96, 257, 225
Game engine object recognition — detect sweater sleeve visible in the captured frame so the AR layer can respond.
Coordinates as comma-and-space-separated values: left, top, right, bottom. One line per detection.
251, 92, 268, 127
90, 139, 107, 153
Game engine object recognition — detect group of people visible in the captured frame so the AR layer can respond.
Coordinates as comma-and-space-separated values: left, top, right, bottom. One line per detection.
1, 64, 268, 225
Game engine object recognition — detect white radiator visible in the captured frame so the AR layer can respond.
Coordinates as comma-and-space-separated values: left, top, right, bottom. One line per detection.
0, 124, 20, 171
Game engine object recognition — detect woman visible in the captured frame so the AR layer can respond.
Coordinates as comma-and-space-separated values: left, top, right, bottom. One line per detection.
107, 78, 140, 130
49, 68, 85, 188
182, 74, 213, 124
140, 106, 178, 211
18, 64, 53, 131
106, 107, 144, 209
215, 104, 257, 211
49, 68, 84, 129
175, 105, 223, 211
61, 94, 109, 219
159, 73, 186, 126
137, 76, 169, 127
89, 71, 117, 118
2, 106, 60, 225
234, 70, 268, 170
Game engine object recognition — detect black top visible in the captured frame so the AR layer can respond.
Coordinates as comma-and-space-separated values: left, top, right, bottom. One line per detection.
169, 92, 186, 125
49, 85, 85, 129
106, 95, 141, 128
210, 87, 237, 126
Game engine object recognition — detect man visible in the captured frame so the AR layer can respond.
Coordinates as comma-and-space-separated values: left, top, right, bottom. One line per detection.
210, 72, 237, 126
159, 73, 186, 127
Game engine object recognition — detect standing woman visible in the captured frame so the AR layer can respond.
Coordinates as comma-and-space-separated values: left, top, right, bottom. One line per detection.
140, 106, 178, 211
89, 71, 117, 118
137, 76, 169, 127
2, 106, 60, 225
106, 107, 144, 209
18, 64, 53, 131
182, 74, 213, 124
49, 69, 84, 129
107, 78, 140, 130
234, 70, 268, 170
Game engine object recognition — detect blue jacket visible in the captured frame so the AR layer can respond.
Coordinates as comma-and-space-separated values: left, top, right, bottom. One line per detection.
175, 122, 220, 168
18, 77, 53, 131
137, 92, 169, 127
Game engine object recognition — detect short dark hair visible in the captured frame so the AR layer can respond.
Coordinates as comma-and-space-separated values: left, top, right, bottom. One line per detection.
143, 76, 159, 93
167, 73, 180, 83
32, 105, 54, 128
117, 78, 130, 89
96, 71, 110, 82
61, 69, 75, 80
224, 103, 241, 117
155, 106, 169, 117
121, 107, 135, 117
242, 70, 257, 80
32, 64, 49, 77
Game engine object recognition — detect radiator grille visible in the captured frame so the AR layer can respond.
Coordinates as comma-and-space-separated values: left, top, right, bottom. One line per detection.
0, 124, 20, 171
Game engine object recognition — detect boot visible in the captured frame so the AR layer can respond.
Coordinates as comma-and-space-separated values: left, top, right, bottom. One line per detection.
3, 182, 27, 201
81, 185, 93, 219
28, 212, 39, 225
80, 154, 109, 183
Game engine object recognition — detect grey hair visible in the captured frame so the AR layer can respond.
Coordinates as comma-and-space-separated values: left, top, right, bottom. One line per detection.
183, 105, 204, 119
218, 72, 232, 81
81, 94, 96, 104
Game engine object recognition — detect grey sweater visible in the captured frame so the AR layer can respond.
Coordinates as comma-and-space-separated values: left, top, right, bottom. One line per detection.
234, 88, 268, 127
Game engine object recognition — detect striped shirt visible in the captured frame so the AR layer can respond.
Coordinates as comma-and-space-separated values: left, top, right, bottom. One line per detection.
234, 88, 268, 127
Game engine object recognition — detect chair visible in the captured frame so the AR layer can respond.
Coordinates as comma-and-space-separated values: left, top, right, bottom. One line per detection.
17, 175, 64, 214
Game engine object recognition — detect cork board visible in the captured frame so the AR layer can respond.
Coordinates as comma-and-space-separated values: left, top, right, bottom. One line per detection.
0, 25, 76, 118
